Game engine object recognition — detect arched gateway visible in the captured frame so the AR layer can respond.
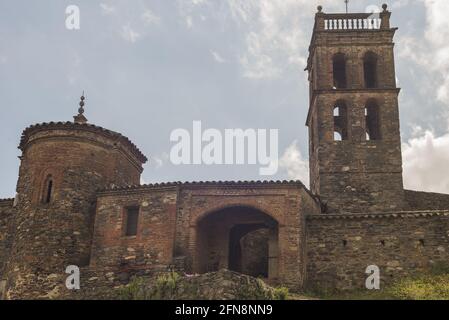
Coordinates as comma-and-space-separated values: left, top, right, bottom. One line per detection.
171, 181, 320, 289
195, 206, 279, 278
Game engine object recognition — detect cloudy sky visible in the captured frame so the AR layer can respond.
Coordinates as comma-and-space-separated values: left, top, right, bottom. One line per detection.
1, 0, 449, 198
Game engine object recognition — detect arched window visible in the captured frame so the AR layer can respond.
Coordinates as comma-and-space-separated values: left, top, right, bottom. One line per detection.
365, 99, 381, 140
333, 100, 349, 141
42, 175, 53, 204
333, 53, 347, 89
364, 52, 378, 88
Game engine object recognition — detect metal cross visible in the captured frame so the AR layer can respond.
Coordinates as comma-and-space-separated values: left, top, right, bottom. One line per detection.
345, 0, 349, 13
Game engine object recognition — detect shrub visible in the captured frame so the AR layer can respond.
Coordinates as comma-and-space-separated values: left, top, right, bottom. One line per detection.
388, 274, 449, 300
117, 277, 149, 300
273, 286, 289, 300
116, 272, 181, 300
149, 271, 180, 300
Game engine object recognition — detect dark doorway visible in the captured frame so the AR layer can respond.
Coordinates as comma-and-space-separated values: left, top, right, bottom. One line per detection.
228, 224, 269, 277
196, 206, 278, 279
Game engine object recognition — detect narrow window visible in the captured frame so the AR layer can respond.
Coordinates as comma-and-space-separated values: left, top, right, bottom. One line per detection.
125, 206, 139, 236
333, 53, 347, 89
42, 175, 53, 204
364, 52, 378, 88
365, 99, 381, 140
333, 101, 349, 141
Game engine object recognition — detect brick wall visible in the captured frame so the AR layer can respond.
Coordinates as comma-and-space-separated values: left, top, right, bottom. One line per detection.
90, 187, 178, 272
88, 181, 321, 291
174, 182, 321, 289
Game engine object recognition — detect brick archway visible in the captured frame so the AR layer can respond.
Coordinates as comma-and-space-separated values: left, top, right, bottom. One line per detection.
192, 205, 279, 280
175, 183, 309, 289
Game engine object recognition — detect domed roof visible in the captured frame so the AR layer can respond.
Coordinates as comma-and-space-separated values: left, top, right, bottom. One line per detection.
18, 121, 148, 163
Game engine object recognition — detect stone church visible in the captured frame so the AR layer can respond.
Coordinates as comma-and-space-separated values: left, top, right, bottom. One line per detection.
1, 5, 449, 299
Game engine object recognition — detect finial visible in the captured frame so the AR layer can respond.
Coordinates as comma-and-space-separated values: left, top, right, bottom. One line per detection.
74, 91, 88, 124
317, 5, 323, 13
382, 3, 388, 12
344, 0, 349, 13
78, 91, 85, 114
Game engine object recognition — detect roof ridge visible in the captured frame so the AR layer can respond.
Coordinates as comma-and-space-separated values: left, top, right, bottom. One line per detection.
97, 180, 308, 193
308, 210, 449, 219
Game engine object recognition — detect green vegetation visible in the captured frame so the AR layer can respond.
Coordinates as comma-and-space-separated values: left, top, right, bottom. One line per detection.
273, 286, 290, 300
117, 271, 290, 300
311, 266, 449, 300
118, 268, 449, 300
233, 279, 289, 300
117, 276, 149, 300
117, 271, 181, 300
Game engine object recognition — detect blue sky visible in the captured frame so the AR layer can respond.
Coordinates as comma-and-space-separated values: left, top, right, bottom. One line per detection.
1, 0, 449, 198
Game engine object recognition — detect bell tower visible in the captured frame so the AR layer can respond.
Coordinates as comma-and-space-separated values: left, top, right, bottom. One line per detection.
305, 4, 406, 213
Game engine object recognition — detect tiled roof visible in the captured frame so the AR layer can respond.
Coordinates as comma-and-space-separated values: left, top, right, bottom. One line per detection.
307, 210, 449, 220
19, 121, 147, 163
0, 198, 14, 206
98, 180, 311, 193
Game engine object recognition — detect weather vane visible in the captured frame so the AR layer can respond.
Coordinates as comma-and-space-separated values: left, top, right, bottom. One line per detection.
345, 0, 349, 13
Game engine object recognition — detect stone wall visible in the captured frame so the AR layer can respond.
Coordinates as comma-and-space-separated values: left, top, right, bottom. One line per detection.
306, 12, 406, 214
241, 229, 269, 277
0, 199, 15, 286
405, 190, 449, 211
306, 211, 449, 291
4, 123, 146, 299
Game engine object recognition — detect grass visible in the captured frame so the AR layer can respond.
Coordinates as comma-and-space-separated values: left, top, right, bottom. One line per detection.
310, 266, 449, 300
117, 266, 449, 300
117, 272, 291, 300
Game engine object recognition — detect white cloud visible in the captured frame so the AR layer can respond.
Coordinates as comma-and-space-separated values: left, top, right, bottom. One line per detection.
100, 3, 116, 15
192, 0, 208, 5
397, 1, 449, 104
186, 16, 193, 28
176, 0, 343, 79
150, 153, 169, 169
120, 25, 141, 43
178, 0, 209, 29
239, 32, 279, 79
392, 0, 411, 9
142, 9, 160, 25
100, 3, 160, 42
210, 50, 226, 63
403, 129, 449, 193
278, 140, 309, 186
226, 0, 341, 79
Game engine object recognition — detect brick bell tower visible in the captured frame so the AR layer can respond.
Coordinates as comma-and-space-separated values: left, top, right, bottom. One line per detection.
305, 4, 406, 213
